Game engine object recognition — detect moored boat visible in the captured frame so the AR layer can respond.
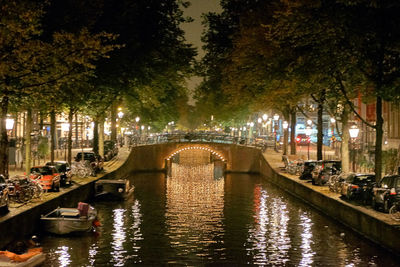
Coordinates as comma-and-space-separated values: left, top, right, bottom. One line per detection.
0, 248, 45, 267
94, 179, 134, 200
40, 203, 98, 235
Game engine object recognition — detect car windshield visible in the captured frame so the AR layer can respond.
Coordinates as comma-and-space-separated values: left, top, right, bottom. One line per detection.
31, 167, 53, 175
381, 177, 394, 188
353, 175, 374, 183
77, 153, 95, 161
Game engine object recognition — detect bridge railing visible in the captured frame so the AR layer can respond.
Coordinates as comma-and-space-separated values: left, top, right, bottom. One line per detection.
127, 132, 272, 151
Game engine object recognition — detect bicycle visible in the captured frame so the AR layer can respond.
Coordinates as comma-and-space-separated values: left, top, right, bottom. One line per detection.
389, 201, 400, 221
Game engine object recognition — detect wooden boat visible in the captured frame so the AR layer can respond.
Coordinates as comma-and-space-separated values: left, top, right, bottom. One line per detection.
41, 203, 98, 235
94, 179, 134, 200
0, 248, 45, 267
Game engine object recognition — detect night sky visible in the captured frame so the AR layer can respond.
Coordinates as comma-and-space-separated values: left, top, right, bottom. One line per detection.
182, 0, 222, 99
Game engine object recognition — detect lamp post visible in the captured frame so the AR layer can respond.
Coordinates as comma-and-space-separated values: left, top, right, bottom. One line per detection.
249, 122, 254, 144
273, 114, 279, 151
282, 121, 288, 155
61, 123, 70, 161
349, 125, 359, 172
305, 126, 312, 160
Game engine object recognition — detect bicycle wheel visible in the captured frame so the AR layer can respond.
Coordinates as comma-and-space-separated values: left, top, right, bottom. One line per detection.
77, 169, 87, 178
389, 204, 400, 221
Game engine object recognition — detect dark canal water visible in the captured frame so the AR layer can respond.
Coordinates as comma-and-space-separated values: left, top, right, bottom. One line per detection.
41, 164, 398, 266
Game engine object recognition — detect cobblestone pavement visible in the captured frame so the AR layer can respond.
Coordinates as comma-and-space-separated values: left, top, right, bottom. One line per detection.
1, 147, 130, 222
262, 147, 399, 225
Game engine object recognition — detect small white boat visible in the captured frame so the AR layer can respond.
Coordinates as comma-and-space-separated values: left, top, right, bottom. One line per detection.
95, 179, 134, 200
0, 249, 45, 267
41, 203, 98, 235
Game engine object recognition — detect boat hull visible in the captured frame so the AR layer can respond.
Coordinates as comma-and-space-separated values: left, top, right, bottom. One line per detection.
41, 207, 97, 235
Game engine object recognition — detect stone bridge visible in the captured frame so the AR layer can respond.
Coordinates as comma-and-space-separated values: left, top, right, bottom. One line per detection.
110, 142, 264, 178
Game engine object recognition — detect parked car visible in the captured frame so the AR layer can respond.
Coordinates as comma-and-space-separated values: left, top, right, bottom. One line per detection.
104, 140, 118, 161
340, 173, 376, 203
0, 175, 9, 212
30, 166, 61, 191
311, 160, 341, 185
296, 133, 310, 146
254, 135, 275, 149
74, 152, 104, 173
299, 160, 319, 180
45, 161, 72, 186
372, 175, 400, 212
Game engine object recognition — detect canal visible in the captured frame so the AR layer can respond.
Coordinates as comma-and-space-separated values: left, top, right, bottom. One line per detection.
40, 163, 398, 266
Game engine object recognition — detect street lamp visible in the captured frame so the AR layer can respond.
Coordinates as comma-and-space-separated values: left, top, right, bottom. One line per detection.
273, 114, 279, 151
118, 111, 124, 119
349, 124, 360, 172
282, 121, 288, 155
305, 125, 312, 160
262, 114, 268, 121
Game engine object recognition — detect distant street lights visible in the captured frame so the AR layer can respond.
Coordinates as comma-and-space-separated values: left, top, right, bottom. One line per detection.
349, 124, 360, 172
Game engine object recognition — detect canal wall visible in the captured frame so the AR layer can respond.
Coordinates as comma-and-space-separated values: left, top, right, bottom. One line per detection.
0, 179, 98, 249
258, 151, 400, 256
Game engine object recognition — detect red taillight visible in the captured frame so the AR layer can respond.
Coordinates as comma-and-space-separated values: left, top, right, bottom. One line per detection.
351, 185, 359, 189
296, 137, 300, 142
390, 188, 397, 195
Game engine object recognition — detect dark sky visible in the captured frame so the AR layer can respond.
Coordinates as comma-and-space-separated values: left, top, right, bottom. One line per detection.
181, 0, 222, 102
182, 0, 222, 59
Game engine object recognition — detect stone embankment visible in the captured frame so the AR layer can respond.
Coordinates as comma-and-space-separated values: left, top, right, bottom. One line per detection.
261, 150, 400, 256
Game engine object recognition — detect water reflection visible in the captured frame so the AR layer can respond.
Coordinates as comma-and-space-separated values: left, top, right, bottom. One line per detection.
55, 245, 71, 267
248, 185, 291, 265
111, 209, 127, 266
129, 199, 143, 263
299, 213, 315, 267
166, 162, 224, 262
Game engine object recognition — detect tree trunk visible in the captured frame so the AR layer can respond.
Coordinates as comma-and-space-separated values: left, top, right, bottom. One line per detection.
317, 90, 325, 160
0, 96, 9, 176
25, 109, 32, 174
93, 118, 99, 155
290, 109, 296, 155
68, 108, 73, 165
50, 110, 56, 164
99, 116, 105, 158
111, 102, 117, 142
341, 106, 350, 173
375, 96, 383, 181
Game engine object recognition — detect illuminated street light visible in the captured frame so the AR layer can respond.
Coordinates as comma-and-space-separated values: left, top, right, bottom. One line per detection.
282, 121, 288, 130
349, 124, 360, 172
257, 118, 262, 124
273, 114, 279, 121
5, 118, 14, 131
262, 114, 268, 121
135, 116, 140, 123
307, 119, 313, 126
118, 111, 124, 119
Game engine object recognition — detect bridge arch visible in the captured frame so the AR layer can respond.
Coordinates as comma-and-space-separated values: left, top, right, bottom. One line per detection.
166, 145, 226, 162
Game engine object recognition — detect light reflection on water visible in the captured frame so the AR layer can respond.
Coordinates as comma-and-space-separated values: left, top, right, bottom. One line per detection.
166, 163, 224, 263
111, 209, 126, 266
247, 186, 291, 265
39, 156, 399, 266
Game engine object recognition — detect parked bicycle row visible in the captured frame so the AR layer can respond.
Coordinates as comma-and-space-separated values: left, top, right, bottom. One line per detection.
0, 151, 106, 215
282, 156, 400, 221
